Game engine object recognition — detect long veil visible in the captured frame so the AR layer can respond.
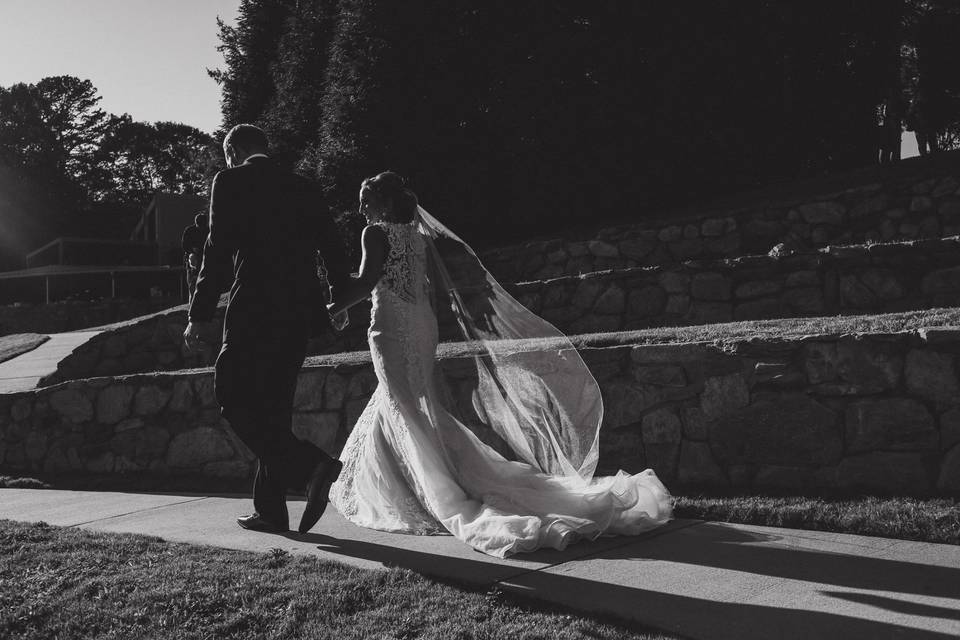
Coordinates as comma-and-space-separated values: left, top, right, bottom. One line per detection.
414, 206, 603, 480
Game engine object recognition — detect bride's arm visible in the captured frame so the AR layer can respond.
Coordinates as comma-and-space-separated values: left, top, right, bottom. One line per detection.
326, 224, 388, 315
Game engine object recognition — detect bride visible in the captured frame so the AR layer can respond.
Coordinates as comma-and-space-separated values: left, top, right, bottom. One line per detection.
325, 171, 672, 558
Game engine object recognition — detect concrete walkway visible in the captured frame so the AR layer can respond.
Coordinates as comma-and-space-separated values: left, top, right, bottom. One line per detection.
1, 488, 958, 639
0, 331, 99, 392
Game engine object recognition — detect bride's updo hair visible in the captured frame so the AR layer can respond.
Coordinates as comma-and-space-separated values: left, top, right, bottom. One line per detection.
362, 171, 418, 223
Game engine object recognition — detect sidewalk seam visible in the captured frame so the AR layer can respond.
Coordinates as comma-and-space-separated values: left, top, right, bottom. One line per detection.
69, 496, 211, 527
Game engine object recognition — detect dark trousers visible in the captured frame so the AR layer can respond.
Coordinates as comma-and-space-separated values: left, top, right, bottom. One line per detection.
214, 337, 330, 527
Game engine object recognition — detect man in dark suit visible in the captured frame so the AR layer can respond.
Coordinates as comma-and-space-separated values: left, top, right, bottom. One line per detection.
184, 124, 350, 534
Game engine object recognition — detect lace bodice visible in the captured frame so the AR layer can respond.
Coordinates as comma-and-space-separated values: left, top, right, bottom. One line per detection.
374, 221, 427, 304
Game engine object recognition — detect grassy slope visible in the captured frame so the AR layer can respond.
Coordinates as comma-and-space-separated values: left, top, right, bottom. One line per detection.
675, 495, 960, 545
0, 520, 676, 640
0, 333, 48, 364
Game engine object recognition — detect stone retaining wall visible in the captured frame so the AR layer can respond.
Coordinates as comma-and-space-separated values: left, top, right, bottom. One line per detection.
0, 298, 181, 337
507, 237, 960, 333
3, 330, 959, 496
39, 301, 371, 386
483, 162, 960, 283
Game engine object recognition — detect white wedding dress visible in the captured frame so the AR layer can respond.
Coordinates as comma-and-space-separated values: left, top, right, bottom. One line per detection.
329, 216, 672, 558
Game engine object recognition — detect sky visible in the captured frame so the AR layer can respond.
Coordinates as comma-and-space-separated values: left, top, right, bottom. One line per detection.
0, 0, 239, 134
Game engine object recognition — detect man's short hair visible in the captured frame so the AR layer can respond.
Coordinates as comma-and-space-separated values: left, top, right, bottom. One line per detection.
223, 124, 268, 152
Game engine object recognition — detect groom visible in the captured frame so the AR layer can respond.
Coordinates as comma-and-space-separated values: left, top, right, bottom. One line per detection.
184, 124, 349, 534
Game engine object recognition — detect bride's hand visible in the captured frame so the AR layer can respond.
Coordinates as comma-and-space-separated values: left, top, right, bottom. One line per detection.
328, 305, 349, 331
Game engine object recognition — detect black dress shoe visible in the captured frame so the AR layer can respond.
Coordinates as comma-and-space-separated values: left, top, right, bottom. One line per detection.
237, 513, 288, 533
298, 458, 343, 534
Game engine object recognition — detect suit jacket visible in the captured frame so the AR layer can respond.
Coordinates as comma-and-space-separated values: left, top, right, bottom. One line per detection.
188, 156, 350, 347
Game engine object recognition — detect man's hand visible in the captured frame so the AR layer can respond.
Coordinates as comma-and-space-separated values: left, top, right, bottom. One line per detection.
330, 310, 349, 332
183, 320, 213, 352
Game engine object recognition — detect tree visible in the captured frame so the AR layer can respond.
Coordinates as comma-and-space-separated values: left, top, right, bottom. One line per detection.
90, 116, 218, 207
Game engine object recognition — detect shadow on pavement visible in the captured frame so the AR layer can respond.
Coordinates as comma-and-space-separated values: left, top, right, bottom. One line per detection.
290, 522, 959, 640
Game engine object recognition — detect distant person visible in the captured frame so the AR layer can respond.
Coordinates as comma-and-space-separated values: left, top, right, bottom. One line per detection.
877, 95, 902, 164
907, 90, 939, 156
181, 213, 208, 300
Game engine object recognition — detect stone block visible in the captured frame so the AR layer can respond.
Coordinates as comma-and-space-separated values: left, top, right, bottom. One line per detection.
96, 385, 134, 424
664, 295, 690, 315
849, 195, 889, 218
797, 201, 845, 225
910, 195, 933, 212
835, 341, 902, 393
700, 373, 749, 421
323, 373, 347, 409
860, 269, 904, 301
603, 381, 692, 429
203, 460, 252, 478
627, 286, 667, 317
785, 270, 819, 288
734, 298, 781, 321
704, 233, 741, 256
112, 425, 170, 462
754, 465, 816, 490
709, 393, 841, 466
659, 271, 689, 294
168, 380, 194, 413
845, 398, 937, 453
86, 451, 115, 473
938, 444, 960, 493
941, 408, 960, 451
938, 199, 960, 219
681, 406, 708, 440
640, 408, 682, 444
619, 238, 654, 259
804, 342, 839, 385
677, 441, 727, 486
597, 428, 644, 473
570, 315, 622, 334
24, 431, 48, 462
691, 272, 732, 301
10, 398, 31, 422
133, 385, 172, 416
734, 280, 781, 299
905, 349, 960, 409
686, 301, 732, 325
839, 276, 876, 308
669, 237, 703, 260
782, 287, 824, 314
644, 442, 680, 482
838, 452, 932, 494
658, 225, 682, 242
701, 218, 726, 237
166, 427, 234, 468
294, 370, 327, 411
932, 176, 960, 197
593, 285, 625, 315
292, 412, 340, 451
346, 369, 378, 400
50, 389, 93, 423
633, 365, 686, 387
587, 240, 618, 258
193, 376, 217, 407
572, 278, 604, 309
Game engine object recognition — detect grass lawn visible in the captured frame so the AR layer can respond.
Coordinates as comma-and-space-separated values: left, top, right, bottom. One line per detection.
0, 333, 49, 364
674, 493, 960, 545
0, 519, 676, 640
